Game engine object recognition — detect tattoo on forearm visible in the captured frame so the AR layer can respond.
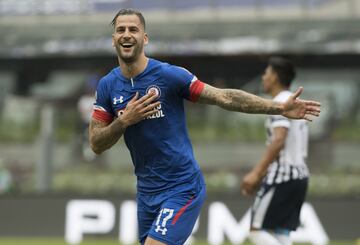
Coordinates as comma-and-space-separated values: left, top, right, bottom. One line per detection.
89, 119, 126, 153
199, 86, 283, 115
222, 89, 283, 114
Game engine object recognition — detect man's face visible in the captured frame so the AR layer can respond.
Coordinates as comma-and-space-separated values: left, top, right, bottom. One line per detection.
112, 14, 148, 63
262, 65, 278, 94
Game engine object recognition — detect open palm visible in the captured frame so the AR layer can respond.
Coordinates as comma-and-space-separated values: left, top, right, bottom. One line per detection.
282, 87, 321, 121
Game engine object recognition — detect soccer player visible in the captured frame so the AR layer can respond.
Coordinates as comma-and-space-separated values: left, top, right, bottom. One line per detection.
89, 9, 320, 245
241, 57, 309, 245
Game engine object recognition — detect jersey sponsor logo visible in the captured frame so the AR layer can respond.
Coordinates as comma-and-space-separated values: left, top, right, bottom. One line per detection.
146, 103, 165, 120
146, 85, 161, 99
116, 105, 164, 119
115, 104, 164, 120
113, 96, 124, 105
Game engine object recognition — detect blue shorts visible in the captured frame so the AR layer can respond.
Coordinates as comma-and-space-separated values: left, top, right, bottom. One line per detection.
137, 179, 206, 245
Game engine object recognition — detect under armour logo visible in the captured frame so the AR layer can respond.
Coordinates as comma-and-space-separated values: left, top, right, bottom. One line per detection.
155, 226, 167, 235
113, 96, 124, 105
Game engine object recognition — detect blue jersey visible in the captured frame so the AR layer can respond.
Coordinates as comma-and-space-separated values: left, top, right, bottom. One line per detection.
93, 58, 205, 194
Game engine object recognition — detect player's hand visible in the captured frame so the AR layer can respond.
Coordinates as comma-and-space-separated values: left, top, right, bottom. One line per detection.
282, 87, 321, 122
118, 92, 160, 127
241, 170, 262, 196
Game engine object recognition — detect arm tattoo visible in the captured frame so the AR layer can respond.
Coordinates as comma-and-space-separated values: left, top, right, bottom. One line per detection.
198, 85, 283, 115
89, 118, 126, 154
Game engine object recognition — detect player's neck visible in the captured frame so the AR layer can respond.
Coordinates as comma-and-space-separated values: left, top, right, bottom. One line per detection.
118, 55, 148, 79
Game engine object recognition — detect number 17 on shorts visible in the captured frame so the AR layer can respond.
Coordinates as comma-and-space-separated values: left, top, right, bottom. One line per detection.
148, 185, 206, 244
155, 208, 174, 235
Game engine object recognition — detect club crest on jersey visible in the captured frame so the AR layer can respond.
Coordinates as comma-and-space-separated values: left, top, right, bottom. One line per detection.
146, 85, 161, 99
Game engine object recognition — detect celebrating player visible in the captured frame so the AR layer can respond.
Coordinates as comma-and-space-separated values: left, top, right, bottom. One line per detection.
89, 9, 320, 245
241, 57, 310, 245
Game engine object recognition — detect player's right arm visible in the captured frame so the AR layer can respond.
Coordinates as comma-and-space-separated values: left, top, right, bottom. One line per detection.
89, 92, 160, 154
89, 117, 127, 155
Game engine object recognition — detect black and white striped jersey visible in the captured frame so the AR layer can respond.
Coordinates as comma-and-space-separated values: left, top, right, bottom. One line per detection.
263, 90, 309, 185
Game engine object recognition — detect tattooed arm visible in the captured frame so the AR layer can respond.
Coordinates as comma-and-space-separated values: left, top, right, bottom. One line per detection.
198, 84, 321, 120
89, 118, 127, 154
89, 92, 160, 154
198, 84, 283, 114
199, 84, 320, 121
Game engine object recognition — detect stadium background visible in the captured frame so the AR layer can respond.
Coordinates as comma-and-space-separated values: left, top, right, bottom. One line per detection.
0, 0, 359, 244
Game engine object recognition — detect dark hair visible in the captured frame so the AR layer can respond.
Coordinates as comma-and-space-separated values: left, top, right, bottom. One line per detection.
268, 57, 296, 88
111, 9, 146, 30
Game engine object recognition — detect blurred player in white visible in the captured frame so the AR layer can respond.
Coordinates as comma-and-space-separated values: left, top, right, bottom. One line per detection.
241, 57, 309, 245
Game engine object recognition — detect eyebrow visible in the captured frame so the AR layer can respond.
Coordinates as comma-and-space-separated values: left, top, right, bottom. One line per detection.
116, 24, 140, 30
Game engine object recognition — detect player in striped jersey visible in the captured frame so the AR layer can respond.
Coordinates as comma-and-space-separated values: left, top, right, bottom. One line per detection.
241, 57, 309, 245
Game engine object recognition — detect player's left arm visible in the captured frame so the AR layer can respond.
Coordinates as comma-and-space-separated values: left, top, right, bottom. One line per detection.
197, 83, 321, 121
241, 127, 288, 196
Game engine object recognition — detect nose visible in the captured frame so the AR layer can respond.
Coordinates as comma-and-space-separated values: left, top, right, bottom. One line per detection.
123, 28, 131, 38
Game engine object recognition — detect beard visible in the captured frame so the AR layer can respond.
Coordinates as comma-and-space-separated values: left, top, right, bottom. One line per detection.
116, 41, 144, 64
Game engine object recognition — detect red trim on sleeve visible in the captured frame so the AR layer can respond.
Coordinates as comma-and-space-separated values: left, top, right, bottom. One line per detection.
92, 110, 113, 123
189, 80, 205, 102
171, 196, 194, 225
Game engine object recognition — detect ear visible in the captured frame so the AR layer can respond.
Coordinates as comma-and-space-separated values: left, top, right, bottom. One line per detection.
144, 33, 149, 46
272, 72, 281, 85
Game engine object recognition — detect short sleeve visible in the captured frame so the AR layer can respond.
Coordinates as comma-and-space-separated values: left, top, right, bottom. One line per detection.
162, 64, 204, 102
92, 78, 114, 123
270, 115, 290, 128
270, 91, 292, 128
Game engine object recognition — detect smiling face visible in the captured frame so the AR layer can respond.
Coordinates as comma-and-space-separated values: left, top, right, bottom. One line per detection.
112, 14, 148, 64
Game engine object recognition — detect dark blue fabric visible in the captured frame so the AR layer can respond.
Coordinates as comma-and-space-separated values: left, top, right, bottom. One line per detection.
137, 174, 206, 245
94, 58, 203, 194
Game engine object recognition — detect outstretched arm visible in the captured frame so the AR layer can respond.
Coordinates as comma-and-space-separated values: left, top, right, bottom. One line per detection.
198, 84, 283, 114
89, 92, 160, 154
198, 84, 320, 121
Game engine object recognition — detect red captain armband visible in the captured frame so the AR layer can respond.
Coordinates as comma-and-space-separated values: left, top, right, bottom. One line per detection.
92, 106, 113, 123
189, 80, 205, 102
